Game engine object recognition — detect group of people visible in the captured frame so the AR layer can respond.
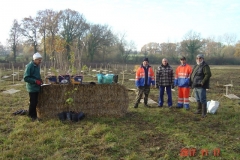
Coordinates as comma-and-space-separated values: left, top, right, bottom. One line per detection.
134, 55, 212, 118
23, 52, 211, 121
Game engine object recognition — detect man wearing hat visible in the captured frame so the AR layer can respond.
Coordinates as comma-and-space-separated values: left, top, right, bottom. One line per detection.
134, 57, 155, 108
174, 56, 192, 110
23, 52, 43, 121
190, 54, 211, 118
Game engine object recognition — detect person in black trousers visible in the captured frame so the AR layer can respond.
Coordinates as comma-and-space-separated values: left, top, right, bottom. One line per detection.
24, 52, 43, 121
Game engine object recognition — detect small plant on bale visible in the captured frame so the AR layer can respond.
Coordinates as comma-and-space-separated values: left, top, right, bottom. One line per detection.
65, 87, 78, 107
82, 65, 88, 74
65, 51, 78, 111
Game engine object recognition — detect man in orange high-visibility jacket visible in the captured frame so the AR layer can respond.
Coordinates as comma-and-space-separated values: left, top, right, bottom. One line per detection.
134, 57, 155, 108
174, 56, 192, 110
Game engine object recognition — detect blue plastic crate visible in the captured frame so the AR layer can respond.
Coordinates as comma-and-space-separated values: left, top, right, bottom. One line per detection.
58, 75, 70, 84
47, 76, 57, 84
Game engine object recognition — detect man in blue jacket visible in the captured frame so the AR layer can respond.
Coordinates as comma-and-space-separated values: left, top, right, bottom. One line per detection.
134, 58, 155, 108
24, 52, 43, 121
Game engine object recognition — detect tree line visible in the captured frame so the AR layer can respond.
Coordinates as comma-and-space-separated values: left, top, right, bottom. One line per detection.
0, 8, 240, 66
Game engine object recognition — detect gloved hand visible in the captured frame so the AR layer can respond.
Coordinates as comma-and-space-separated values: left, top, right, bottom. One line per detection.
171, 84, 175, 89
35, 80, 42, 85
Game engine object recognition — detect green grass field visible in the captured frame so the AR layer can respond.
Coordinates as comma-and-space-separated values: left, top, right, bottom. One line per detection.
0, 65, 240, 159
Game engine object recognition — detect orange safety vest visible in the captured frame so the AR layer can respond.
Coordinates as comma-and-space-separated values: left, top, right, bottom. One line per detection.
135, 65, 155, 87
175, 64, 192, 87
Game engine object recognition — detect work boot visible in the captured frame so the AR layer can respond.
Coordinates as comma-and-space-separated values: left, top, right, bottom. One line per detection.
194, 102, 202, 114
31, 117, 37, 122
134, 103, 138, 108
144, 103, 150, 107
144, 97, 149, 107
201, 103, 207, 118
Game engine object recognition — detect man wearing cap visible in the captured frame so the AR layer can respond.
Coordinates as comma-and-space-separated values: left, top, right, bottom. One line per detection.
190, 54, 211, 118
174, 56, 192, 110
24, 52, 43, 121
134, 57, 155, 108
156, 58, 174, 108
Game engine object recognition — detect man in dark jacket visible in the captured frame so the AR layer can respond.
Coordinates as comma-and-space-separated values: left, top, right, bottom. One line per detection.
24, 52, 43, 121
190, 54, 211, 118
156, 58, 174, 108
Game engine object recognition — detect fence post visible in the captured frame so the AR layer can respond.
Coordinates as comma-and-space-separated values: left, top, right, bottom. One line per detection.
89, 66, 91, 75
154, 69, 157, 88
0, 68, 2, 83
12, 63, 15, 84
122, 71, 124, 85
18, 67, 20, 81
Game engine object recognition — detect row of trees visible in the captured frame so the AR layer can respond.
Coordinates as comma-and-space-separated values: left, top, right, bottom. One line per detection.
3, 9, 136, 69
1, 8, 240, 66
141, 31, 239, 62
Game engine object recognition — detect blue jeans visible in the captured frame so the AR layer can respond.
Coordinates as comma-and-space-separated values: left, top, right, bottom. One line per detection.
194, 88, 207, 104
158, 86, 172, 107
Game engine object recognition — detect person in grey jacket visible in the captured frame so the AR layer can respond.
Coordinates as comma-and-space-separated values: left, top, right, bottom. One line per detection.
156, 58, 174, 108
24, 52, 43, 121
190, 54, 211, 118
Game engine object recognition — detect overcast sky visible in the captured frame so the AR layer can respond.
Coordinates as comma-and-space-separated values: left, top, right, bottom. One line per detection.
0, 0, 240, 50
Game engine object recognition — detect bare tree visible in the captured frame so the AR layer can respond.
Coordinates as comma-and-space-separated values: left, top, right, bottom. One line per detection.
123, 41, 136, 63
116, 33, 126, 61
203, 38, 224, 57
234, 41, 240, 57
37, 9, 58, 60
141, 42, 160, 54
0, 42, 9, 55
74, 36, 88, 72
223, 33, 237, 46
222, 45, 235, 58
8, 19, 22, 62
116, 34, 136, 63
99, 45, 112, 63
160, 42, 177, 56
42, 10, 60, 65
21, 16, 40, 53
73, 21, 89, 71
